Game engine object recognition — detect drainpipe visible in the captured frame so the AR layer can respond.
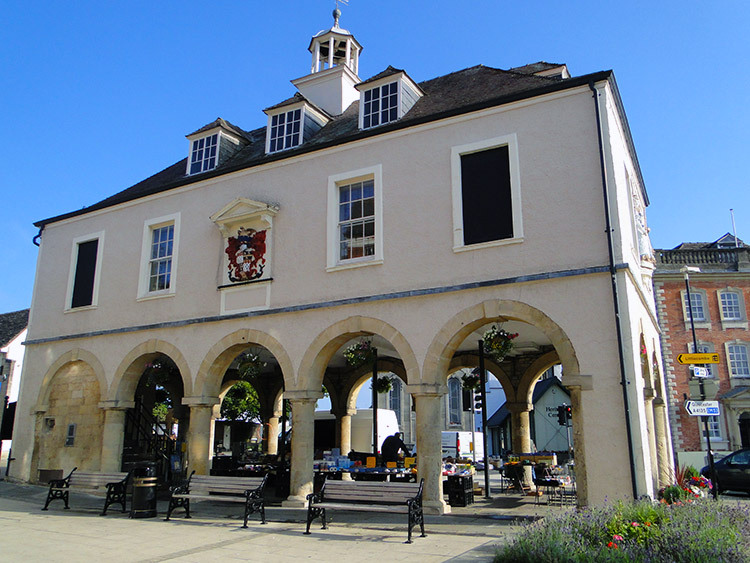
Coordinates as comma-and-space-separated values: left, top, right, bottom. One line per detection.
32, 226, 43, 247
589, 81, 639, 499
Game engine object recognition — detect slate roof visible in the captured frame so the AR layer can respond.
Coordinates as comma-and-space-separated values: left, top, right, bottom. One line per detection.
35, 63, 631, 227
0, 309, 29, 348
186, 117, 253, 142
666, 233, 747, 251
486, 376, 568, 428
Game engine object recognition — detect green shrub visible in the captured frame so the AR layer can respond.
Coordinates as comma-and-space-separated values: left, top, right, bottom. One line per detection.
495, 498, 750, 562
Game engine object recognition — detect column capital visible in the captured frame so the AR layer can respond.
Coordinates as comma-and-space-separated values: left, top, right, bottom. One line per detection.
562, 374, 594, 390
284, 390, 324, 402
407, 383, 447, 397
98, 400, 135, 411
182, 396, 220, 407
505, 401, 533, 413
643, 387, 656, 401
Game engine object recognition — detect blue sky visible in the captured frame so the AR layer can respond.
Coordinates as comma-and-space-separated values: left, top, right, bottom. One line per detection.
1, 1, 748, 314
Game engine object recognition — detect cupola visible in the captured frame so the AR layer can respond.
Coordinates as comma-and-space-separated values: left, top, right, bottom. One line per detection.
291, 8, 362, 116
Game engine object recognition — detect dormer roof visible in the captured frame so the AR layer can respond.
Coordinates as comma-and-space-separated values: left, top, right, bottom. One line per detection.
186, 117, 253, 142
263, 93, 331, 119
0, 308, 29, 348
509, 61, 571, 79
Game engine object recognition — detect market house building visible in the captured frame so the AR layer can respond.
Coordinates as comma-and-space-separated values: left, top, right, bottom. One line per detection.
654, 234, 750, 467
11, 10, 671, 511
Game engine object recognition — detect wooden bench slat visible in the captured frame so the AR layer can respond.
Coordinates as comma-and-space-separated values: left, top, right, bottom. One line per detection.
314, 502, 410, 513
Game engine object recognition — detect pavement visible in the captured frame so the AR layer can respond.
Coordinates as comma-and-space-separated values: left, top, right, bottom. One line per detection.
0, 472, 571, 562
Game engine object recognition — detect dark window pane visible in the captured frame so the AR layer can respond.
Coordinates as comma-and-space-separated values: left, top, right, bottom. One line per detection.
461, 145, 513, 245
363, 198, 374, 217
71, 239, 98, 308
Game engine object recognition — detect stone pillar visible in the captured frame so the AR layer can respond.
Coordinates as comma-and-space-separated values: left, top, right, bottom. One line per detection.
653, 398, 672, 488
283, 391, 322, 507
266, 416, 280, 455
643, 388, 659, 494
184, 399, 219, 476
99, 404, 130, 472
561, 374, 593, 507
506, 402, 532, 454
411, 385, 450, 515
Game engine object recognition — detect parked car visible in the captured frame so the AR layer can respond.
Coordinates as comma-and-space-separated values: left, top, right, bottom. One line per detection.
701, 449, 750, 494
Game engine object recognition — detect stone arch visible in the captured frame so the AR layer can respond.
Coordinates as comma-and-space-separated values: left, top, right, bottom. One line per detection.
340, 358, 408, 413
423, 299, 579, 386
298, 316, 419, 392
194, 329, 293, 400
110, 339, 192, 403
515, 351, 563, 404
448, 354, 516, 403
34, 348, 107, 412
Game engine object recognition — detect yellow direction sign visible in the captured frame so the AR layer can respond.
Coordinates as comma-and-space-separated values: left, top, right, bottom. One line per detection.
677, 353, 720, 365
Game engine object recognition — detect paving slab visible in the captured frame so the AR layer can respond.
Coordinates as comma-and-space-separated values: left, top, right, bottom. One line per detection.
0, 475, 567, 562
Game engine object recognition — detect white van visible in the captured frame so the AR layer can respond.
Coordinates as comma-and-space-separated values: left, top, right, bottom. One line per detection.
442, 431, 484, 459
315, 408, 400, 453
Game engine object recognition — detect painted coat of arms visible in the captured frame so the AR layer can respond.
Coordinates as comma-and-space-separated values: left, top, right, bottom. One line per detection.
225, 227, 267, 282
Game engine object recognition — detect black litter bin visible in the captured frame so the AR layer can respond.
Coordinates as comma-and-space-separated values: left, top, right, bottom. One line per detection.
130, 462, 157, 518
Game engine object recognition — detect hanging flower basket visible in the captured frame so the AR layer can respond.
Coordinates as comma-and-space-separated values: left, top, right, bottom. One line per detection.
461, 373, 481, 391
344, 338, 376, 368
237, 351, 266, 380
482, 325, 519, 362
373, 376, 393, 394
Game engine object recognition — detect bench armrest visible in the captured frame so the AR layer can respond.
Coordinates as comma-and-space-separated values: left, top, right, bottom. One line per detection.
169, 470, 195, 494
245, 474, 269, 500
49, 467, 78, 489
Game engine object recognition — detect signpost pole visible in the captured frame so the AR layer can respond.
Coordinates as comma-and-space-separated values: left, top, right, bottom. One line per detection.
683, 266, 718, 500
478, 340, 491, 499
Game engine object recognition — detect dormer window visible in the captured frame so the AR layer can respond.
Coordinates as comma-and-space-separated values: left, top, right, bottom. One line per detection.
356, 67, 423, 131
189, 133, 218, 174
268, 109, 302, 153
264, 98, 329, 155
363, 83, 398, 129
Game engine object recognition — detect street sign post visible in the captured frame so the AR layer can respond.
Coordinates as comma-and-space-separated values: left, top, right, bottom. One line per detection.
677, 353, 719, 365
684, 400, 720, 416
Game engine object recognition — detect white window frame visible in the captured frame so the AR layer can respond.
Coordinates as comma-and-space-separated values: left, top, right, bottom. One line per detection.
451, 134, 523, 252
681, 288, 710, 329
65, 231, 105, 312
718, 289, 748, 329
726, 341, 750, 378
701, 415, 722, 440
188, 133, 219, 175
137, 213, 180, 300
326, 164, 383, 271
389, 377, 402, 421
266, 107, 303, 154
360, 81, 400, 130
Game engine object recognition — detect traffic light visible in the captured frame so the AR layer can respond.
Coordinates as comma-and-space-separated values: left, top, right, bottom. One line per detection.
557, 405, 566, 426
474, 390, 483, 412
557, 404, 572, 426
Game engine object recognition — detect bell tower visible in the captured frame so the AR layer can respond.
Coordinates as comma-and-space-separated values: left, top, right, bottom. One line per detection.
292, 8, 362, 116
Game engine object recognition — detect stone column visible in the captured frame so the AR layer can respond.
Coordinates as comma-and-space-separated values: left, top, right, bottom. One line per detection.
184, 398, 219, 476
506, 402, 532, 454
561, 374, 593, 507
643, 388, 659, 494
411, 384, 450, 514
266, 416, 280, 455
283, 390, 322, 507
653, 398, 672, 488
98, 402, 132, 472
339, 412, 353, 455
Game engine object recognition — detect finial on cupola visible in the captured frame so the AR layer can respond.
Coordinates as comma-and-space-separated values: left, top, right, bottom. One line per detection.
333, 0, 348, 29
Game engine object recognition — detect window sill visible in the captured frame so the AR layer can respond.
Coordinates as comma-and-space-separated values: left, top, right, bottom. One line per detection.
720, 320, 748, 330
64, 305, 97, 313
684, 321, 711, 330
136, 291, 176, 303
453, 236, 523, 253
326, 258, 384, 273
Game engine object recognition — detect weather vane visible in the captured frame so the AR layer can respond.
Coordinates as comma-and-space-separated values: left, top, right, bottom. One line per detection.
333, 0, 349, 27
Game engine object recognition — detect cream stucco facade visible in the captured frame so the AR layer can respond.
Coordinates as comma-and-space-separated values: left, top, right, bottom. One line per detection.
11, 21, 672, 512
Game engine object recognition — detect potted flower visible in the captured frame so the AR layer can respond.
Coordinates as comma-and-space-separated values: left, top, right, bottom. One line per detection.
344, 338, 376, 368
373, 376, 394, 394
482, 325, 519, 362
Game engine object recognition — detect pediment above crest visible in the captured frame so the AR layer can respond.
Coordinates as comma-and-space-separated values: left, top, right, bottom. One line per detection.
210, 198, 279, 237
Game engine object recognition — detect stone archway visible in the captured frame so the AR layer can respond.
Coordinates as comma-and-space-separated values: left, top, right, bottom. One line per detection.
30, 351, 106, 480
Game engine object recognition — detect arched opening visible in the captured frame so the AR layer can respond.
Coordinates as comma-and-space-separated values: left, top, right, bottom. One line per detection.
124, 354, 186, 482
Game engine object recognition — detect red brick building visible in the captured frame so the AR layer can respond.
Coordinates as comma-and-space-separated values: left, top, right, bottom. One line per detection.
654, 234, 750, 467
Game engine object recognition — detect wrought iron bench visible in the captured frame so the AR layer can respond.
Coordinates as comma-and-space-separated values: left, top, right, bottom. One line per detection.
165, 471, 268, 527
305, 478, 425, 543
42, 467, 130, 515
